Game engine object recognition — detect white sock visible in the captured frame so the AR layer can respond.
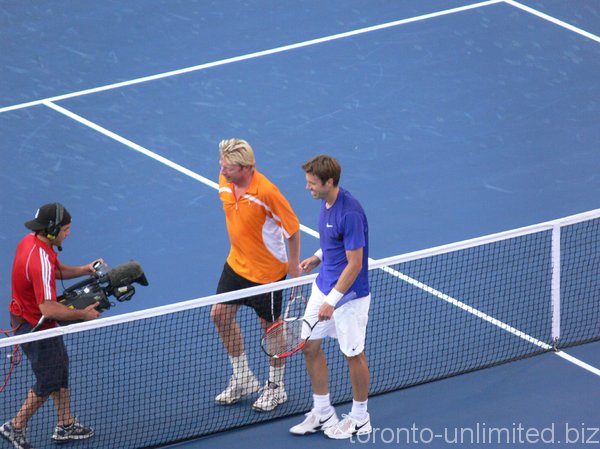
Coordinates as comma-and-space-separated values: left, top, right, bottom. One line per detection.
313, 393, 333, 416
350, 399, 369, 421
230, 354, 252, 380
268, 365, 285, 386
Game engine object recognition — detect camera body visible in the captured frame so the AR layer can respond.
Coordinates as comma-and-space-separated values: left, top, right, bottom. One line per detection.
59, 281, 112, 312
58, 262, 142, 318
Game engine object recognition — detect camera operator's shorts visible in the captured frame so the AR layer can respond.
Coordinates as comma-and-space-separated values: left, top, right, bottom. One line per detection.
303, 281, 371, 358
217, 263, 285, 322
16, 323, 69, 397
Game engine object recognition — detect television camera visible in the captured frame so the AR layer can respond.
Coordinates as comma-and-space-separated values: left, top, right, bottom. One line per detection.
31, 260, 149, 331
58, 260, 148, 313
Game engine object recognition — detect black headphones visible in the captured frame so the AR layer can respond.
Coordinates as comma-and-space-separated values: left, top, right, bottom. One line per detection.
46, 203, 64, 240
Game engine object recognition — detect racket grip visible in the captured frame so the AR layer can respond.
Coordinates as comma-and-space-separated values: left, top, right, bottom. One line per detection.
30, 316, 46, 332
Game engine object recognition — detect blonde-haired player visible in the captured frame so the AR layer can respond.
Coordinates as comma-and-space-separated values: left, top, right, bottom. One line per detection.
211, 139, 301, 411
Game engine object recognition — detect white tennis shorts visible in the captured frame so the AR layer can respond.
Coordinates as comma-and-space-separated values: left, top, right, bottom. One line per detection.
303, 281, 371, 357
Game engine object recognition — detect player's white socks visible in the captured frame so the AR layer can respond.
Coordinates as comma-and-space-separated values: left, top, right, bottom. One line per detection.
268, 365, 285, 386
350, 399, 369, 421
230, 353, 253, 380
313, 393, 334, 416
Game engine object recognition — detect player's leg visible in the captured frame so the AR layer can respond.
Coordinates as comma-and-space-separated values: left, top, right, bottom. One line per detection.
253, 286, 287, 412
290, 283, 339, 434
348, 352, 370, 402
211, 302, 244, 357
212, 264, 260, 404
289, 338, 339, 434
325, 295, 372, 440
303, 338, 329, 394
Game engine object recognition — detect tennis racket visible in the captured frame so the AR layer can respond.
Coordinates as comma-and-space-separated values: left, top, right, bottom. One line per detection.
260, 317, 318, 359
283, 286, 308, 319
260, 287, 314, 359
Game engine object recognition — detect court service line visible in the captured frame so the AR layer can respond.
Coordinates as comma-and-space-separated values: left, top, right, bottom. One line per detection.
0, 0, 503, 114
504, 0, 600, 43
381, 265, 600, 378
381, 266, 552, 350
43, 101, 600, 379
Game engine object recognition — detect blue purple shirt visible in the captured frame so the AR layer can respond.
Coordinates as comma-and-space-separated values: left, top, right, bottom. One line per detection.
316, 187, 369, 307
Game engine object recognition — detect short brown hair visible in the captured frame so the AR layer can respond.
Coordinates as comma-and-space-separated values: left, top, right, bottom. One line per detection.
302, 154, 341, 186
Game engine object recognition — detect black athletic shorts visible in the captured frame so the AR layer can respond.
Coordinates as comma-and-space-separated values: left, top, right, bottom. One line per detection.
16, 322, 69, 397
216, 262, 285, 322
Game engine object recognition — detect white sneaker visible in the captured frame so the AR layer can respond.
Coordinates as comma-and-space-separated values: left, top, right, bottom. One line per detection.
215, 374, 260, 404
289, 409, 339, 435
324, 413, 372, 439
252, 381, 288, 412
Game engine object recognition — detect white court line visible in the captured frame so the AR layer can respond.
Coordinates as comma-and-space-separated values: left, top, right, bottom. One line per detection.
42, 100, 600, 379
43, 101, 318, 239
555, 350, 600, 377
380, 266, 552, 350
382, 264, 600, 378
0, 0, 503, 114
2, 0, 597, 116
504, 0, 600, 43
43, 101, 218, 190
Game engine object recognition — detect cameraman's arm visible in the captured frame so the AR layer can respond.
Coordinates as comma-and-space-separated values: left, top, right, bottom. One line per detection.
39, 300, 101, 322
56, 259, 104, 279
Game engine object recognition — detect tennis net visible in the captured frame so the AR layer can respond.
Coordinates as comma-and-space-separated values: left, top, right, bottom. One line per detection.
1, 208, 599, 448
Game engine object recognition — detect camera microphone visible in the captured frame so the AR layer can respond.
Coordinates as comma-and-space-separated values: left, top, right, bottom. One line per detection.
106, 261, 149, 288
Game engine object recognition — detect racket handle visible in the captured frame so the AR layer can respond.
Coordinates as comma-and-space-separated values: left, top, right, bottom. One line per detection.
30, 316, 46, 332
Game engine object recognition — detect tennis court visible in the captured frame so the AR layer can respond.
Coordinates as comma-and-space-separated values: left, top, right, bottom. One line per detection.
1, 1, 599, 448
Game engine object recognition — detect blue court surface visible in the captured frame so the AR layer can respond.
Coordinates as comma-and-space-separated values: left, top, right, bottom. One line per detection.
1, 1, 599, 448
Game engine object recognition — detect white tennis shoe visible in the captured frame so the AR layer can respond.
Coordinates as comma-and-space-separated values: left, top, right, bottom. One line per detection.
324, 413, 372, 439
215, 374, 260, 404
252, 381, 287, 412
289, 409, 339, 435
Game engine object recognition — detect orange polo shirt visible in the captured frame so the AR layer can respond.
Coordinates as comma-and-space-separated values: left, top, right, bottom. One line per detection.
219, 170, 300, 284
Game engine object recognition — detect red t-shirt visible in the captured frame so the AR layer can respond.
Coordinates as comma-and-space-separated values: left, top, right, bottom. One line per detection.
9, 233, 58, 329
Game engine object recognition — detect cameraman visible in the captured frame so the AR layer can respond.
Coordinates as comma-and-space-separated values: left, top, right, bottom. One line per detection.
1, 203, 101, 449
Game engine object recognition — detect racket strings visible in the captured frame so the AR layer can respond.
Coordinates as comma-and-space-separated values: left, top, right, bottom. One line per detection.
261, 287, 311, 358
284, 288, 308, 319
263, 319, 304, 358
284, 298, 306, 319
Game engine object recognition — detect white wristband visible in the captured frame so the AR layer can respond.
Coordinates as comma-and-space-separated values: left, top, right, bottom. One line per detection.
324, 288, 344, 307
314, 249, 323, 261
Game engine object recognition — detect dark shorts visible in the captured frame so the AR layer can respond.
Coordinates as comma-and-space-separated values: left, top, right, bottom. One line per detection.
216, 263, 285, 322
16, 322, 69, 397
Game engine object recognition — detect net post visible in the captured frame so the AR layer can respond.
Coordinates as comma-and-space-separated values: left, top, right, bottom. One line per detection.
551, 224, 561, 350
